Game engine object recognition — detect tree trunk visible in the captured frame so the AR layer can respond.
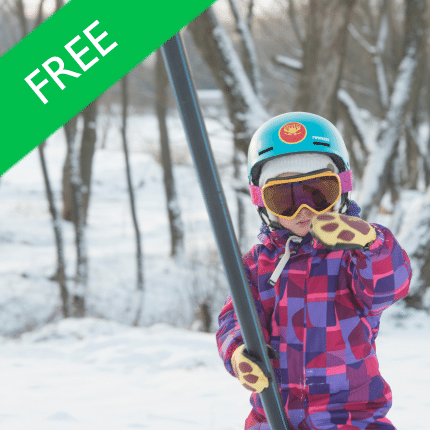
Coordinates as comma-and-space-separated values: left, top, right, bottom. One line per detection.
188, 7, 268, 248
121, 75, 144, 325
359, 0, 426, 219
188, 7, 268, 155
38, 144, 69, 317
294, 0, 357, 123
62, 103, 98, 224
16, 0, 27, 37
80, 102, 98, 221
16, 0, 69, 317
62, 119, 77, 222
155, 49, 184, 258
227, 0, 262, 97
64, 117, 88, 318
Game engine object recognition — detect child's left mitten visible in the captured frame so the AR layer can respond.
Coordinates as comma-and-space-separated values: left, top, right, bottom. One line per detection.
231, 345, 271, 393
310, 213, 376, 251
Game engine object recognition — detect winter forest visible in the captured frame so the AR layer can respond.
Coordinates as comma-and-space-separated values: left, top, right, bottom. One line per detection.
0, 0, 429, 429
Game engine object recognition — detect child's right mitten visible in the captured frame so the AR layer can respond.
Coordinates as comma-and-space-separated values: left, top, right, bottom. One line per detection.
310, 213, 376, 251
231, 344, 278, 393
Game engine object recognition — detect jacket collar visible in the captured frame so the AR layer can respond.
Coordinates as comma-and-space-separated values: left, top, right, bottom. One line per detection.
258, 223, 313, 251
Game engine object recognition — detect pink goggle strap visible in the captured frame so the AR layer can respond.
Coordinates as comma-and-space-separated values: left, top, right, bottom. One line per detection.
248, 170, 353, 207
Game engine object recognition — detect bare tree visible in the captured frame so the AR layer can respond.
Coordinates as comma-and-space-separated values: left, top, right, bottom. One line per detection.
188, 6, 268, 249
155, 49, 184, 258
121, 75, 144, 325
294, 0, 357, 123
359, 0, 426, 219
15, 0, 69, 317
227, 0, 262, 97
63, 117, 88, 317
62, 101, 98, 223
79, 103, 98, 220
188, 7, 269, 155
38, 144, 69, 317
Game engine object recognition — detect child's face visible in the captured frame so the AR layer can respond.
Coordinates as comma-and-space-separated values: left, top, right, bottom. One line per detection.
274, 172, 320, 236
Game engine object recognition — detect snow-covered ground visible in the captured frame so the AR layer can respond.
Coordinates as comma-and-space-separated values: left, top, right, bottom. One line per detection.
0, 314, 428, 430
0, 111, 429, 429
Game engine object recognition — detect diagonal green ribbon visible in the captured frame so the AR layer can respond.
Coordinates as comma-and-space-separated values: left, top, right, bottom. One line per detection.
0, 0, 215, 176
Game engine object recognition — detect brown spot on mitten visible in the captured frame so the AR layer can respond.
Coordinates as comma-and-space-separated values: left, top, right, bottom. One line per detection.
243, 383, 257, 392
337, 230, 355, 241
321, 223, 339, 232
340, 215, 371, 235
239, 362, 253, 373
317, 214, 336, 221
244, 374, 259, 384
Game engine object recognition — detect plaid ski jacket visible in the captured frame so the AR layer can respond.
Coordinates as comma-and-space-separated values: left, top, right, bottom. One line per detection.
216, 223, 411, 430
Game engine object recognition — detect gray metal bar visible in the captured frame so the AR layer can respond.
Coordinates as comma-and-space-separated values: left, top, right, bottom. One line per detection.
161, 33, 292, 430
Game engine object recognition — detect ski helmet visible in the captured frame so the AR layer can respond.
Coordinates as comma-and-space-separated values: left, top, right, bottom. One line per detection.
248, 112, 352, 224
248, 112, 350, 186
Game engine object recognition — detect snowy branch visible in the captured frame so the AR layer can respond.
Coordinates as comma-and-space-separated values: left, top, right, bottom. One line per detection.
273, 55, 303, 71
348, 11, 389, 111
337, 89, 371, 153
211, 24, 269, 130
227, 0, 262, 97
374, 55, 389, 109
359, 46, 419, 218
347, 24, 377, 54
188, 7, 269, 150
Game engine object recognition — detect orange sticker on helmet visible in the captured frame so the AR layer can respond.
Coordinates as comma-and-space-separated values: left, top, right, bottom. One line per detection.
279, 122, 307, 144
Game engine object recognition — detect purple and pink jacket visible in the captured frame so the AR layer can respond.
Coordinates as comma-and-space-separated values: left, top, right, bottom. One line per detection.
216, 223, 411, 430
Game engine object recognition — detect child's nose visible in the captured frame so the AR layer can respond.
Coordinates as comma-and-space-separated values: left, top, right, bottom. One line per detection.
298, 207, 313, 217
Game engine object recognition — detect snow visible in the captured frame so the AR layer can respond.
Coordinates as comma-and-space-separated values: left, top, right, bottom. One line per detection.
0, 319, 249, 430
274, 55, 303, 71
0, 110, 429, 429
0, 313, 428, 430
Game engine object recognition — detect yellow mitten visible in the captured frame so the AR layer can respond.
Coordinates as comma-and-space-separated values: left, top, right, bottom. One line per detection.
231, 345, 269, 393
310, 213, 376, 251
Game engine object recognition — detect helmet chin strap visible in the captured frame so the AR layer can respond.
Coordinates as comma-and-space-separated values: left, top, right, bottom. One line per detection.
258, 207, 285, 231
339, 194, 351, 214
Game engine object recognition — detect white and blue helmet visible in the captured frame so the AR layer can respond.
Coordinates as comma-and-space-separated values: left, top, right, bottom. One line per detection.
248, 112, 353, 223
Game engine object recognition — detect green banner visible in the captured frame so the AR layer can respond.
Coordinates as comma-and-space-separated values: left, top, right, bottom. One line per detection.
0, 0, 215, 176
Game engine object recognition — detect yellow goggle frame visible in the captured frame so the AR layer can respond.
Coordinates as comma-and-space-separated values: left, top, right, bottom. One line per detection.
261, 170, 342, 220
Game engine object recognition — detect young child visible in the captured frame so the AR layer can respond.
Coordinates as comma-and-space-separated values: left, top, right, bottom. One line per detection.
216, 112, 411, 430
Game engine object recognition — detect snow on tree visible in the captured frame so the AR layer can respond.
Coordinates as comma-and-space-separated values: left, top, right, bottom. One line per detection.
359, 0, 426, 219
188, 6, 269, 155
227, 0, 262, 98
337, 89, 372, 153
274, 55, 303, 72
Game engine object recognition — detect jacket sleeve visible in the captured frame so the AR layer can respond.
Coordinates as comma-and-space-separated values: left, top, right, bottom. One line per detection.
342, 224, 412, 317
216, 245, 272, 376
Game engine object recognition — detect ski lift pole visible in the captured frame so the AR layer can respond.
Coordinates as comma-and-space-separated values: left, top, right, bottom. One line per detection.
161, 33, 292, 430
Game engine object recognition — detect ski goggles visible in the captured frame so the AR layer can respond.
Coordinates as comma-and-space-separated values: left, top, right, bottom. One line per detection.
249, 169, 353, 220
